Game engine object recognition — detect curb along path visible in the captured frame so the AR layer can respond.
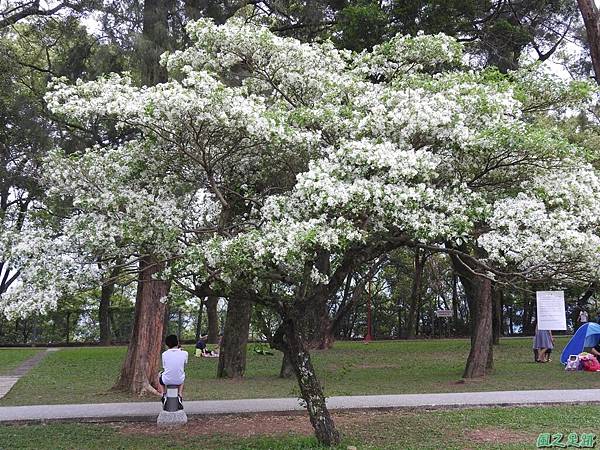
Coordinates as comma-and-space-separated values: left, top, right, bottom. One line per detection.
0, 348, 60, 399
1, 389, 600, 422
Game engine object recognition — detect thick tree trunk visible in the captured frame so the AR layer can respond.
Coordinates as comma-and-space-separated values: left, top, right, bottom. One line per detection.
578, 0, 600, 84
451, 255, 493, 378
302, 251, 336, 350
206, 295, 219, 344
99, 281, 114, 346
462, 274, 493, 378
113, 256, 169, 395
217, 298, 252, 378
114, 0, 173, 394
281, 315, 340, 446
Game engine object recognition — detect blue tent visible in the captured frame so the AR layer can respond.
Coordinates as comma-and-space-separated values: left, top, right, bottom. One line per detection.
560, 323, 600, 364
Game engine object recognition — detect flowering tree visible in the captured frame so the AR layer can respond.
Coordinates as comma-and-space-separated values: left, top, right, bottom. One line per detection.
3, 18, 596, 445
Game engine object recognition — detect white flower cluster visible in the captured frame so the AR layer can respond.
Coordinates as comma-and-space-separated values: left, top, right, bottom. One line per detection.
2, 226, 101, 318
355, 32, 463, 80
479, 165, 600, 280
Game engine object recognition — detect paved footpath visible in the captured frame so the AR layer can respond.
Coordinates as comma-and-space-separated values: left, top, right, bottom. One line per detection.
1, 389, 600, 422
0, 348, 60, 399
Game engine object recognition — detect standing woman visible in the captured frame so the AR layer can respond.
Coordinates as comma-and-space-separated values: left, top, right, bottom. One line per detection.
533, 324, 554, 363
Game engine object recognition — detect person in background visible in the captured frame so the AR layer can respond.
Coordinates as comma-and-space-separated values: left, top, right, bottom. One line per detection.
579, 309, 589, 329
533, 325, 554, 363
195, 334, 207, 357
195, 334, 220, 357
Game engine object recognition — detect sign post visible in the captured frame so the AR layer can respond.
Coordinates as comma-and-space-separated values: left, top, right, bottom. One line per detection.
536, 291, 566, 331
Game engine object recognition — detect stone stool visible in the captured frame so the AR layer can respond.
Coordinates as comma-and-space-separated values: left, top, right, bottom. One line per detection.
157, 384, 187, 426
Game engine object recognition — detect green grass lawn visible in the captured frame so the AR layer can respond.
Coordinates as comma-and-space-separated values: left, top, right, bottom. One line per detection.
0, 405, 597, 449
1, 337, 597, 406
0, 348, 41, 375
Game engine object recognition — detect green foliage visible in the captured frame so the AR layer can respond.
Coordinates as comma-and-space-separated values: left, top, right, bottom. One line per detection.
335, 1, 389, 51
333, 0, 578, 73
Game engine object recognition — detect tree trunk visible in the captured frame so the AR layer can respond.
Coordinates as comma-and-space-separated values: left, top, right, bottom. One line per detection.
109, 308, 122, 342
65, 312, 70, 344
308, 308, 335, 350
492, 287, 502, 345
406, 249, 425, 339
452, 272, 459, 334
195, 297, 205, 342
523, 297, 535, 335
279, 352, 295, 378
206, 295, 219, 344
113, 0, 173, 394
320, 261, 382, 347
280, 314, 340, 446
451, 255, 493, 378
139, 0, 172, 85
397, 294, 403, 339
113, 256, 169, 395
177, 309, 182, 341
462, 274, 493, 378
217, 298, 252, 378
99, 281, 114, 346
578, 0, 600, 84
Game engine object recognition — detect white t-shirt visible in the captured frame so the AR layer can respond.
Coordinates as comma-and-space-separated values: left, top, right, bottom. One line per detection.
161, 348, 188, 385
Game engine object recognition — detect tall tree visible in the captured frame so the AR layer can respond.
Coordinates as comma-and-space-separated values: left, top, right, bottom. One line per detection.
113, 0, 178, 393
577, 0, 600, 83
13, 19, 596, 446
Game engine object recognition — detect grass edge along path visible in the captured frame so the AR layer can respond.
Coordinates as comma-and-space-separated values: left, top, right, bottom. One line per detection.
3, 337, 596, 406
0, 404, 598, 449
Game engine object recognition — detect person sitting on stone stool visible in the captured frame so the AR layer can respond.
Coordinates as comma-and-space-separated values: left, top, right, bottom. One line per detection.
157, 334, 188, 408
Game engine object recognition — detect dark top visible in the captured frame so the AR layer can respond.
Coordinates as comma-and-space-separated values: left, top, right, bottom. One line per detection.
195, 339, 206, 350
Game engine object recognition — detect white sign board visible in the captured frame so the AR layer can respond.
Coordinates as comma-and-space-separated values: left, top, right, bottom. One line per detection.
435, 309, 453, 318
536, 291, 566, 330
